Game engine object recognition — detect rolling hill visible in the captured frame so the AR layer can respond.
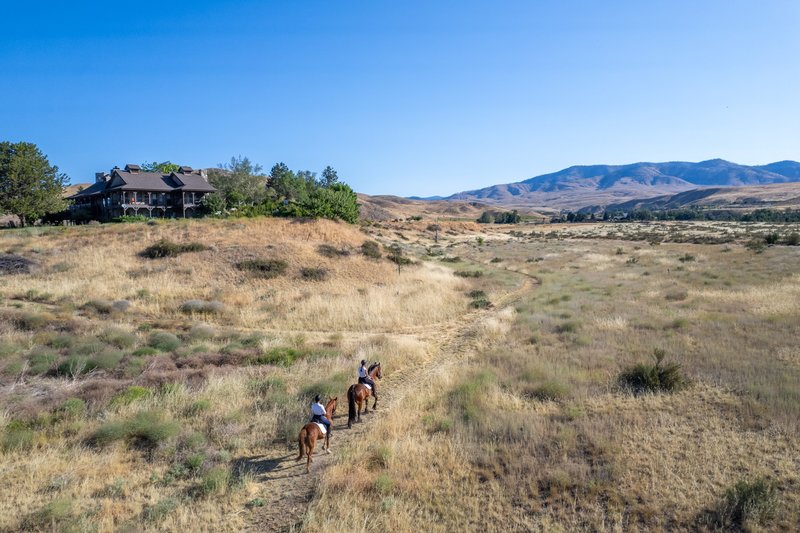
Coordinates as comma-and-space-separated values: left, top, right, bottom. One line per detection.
604, 181, 800, 213
443, 159, 800, 210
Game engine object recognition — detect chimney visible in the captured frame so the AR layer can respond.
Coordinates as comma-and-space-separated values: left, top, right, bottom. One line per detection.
179, 166, 193, 174
200, 169, 208, 182
95, 172, 109, 183
125, 164, 141, 173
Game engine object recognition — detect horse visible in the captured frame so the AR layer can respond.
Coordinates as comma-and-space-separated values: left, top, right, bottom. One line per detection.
296, 397, 337, 473
347, 362, 382, 428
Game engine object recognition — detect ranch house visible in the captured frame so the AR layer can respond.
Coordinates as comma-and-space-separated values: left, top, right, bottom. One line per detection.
68, 164, 216, 221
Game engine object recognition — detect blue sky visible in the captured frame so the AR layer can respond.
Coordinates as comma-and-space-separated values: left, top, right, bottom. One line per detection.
1, 1, 798, 196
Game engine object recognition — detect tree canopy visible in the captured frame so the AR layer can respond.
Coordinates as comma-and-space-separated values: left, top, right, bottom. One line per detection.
141, 161, 180, 174
207, 156, 267, 207
0, 141, 68, 226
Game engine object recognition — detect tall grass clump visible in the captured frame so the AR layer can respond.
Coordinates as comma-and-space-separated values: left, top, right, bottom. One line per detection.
618, 349, 688, 394
360, 240, 382, 259
236, 259, 288, 279
710, 478, 778, 530
140, 239, 209, 259
148, 331, 181, 352
90, 411, 179, 448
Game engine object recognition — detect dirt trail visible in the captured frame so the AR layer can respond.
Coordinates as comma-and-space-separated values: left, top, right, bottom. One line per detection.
243, 276, 535, 532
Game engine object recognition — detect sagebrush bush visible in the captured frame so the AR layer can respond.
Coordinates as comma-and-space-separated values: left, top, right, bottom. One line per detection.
317, 244, 350, 258
712, 478, 778, 529
189, 323, 216, 340
236, 259, 288, 279
180, 300, 225, 314
526, 380, 570, 401
618, 349, 688, 394
361, 240, 382, 259
250, 347, 303, 366
2, 420, 35, 452
111, 386, 152, 406
140, 239, 209, 259
90, 411, 179, 448
300, 267, 328, 281
149, 332, 181, 352
21, 499, 75, 531
454, 270, 483, 278
101, 327, 137, 349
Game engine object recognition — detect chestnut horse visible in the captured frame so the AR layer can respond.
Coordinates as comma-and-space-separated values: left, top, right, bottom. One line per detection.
296, 397, 337, 473
347, 362, 382, 428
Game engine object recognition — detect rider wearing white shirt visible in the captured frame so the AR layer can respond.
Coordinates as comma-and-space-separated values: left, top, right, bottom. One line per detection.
310, 395, 331, 434
358, 359, 377, 398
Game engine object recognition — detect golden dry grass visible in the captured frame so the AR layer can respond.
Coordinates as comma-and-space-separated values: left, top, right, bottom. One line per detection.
2, 218, 800, 531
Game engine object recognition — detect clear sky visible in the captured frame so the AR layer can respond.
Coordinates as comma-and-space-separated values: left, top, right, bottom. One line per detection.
2, 1, 799, 197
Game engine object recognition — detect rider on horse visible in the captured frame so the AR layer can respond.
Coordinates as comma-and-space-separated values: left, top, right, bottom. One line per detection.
358, 359, 377, 399
310, 395, 332, 434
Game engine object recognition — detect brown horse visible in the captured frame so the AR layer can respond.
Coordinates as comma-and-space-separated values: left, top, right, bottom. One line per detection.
296, 397, 337, 473
347, 362, 382, 428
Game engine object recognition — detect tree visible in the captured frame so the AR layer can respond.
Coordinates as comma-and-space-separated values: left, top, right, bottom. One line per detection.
207, 156, 267, 207
141, 161, 180, 174
0, 142, 68, 226
320, 166, 339, 188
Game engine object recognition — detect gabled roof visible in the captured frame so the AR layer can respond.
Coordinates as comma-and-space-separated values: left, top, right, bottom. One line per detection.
68, 167, 216, 199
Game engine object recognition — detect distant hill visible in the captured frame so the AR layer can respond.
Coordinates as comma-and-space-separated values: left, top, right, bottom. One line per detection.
604, 182, 800, 213
357, 194, 546, 221
443, 159, 800, 210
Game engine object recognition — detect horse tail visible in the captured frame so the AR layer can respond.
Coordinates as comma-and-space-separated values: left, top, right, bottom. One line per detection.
297, 427, 307, 461
347, 384, 356, 428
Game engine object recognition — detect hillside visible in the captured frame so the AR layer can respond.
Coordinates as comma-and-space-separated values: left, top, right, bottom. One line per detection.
444, 159, 800, 210
605, 181, 800, 212
357, 194, 547, 221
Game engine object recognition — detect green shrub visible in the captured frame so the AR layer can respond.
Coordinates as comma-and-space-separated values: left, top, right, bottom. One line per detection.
2, 420, 35, 452
140, 239, 209, 259
101, 327, 137, 349
784, 232, 800, 246
454, 270, 483, 278
450, 371, 495, 423
361, 240, 382, 259
250, 347, 303, 366
373, 473, 393, 494
469, 298, 492, 309
236, 259, 288, 278
678, 253, 695, 262
55, 355, 95, 377
197, 466, 230, 497
28, 350, 58, 375
179, 300, 225, 314
111, 386, 152, 406
712, 478, 778, 529
299, 267, 328, 281
746, 239, 766, 254
489, 257, 502, 263
440, 256, 460, 263
90, 349, 123, 370
618, 349, 688, 394
317, 244, 350, 258
90, 411, 179, 448
59, 398, 87, 419
467, 290, 486, 299
189, 323, 216, 340
148, 332, 181, 352
186, 399, 211, 416
764, 232, 780, 245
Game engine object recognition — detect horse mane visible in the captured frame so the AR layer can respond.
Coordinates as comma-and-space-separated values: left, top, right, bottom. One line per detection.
368, 362, 380, 372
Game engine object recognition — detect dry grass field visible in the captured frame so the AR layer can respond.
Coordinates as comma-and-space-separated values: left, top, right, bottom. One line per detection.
0, 217, 798, 532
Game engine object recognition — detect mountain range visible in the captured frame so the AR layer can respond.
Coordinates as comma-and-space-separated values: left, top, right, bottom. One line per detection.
436, 159, 800, 211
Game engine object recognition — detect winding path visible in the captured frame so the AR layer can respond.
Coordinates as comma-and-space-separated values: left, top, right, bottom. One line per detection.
242, 275, 536, 532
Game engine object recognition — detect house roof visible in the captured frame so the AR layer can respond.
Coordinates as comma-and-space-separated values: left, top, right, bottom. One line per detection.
69, 167, 216, 198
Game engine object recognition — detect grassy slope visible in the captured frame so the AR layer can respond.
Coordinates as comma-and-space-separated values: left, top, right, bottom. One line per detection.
1, 217, 799, 531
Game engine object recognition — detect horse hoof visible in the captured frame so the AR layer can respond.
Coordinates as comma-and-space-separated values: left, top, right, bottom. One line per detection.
326, 449, 332, 454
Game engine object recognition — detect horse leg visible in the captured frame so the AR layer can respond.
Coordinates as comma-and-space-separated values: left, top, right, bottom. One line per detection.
372, 393, 378, 410
296, 427, 307, 461
306, 434, 316, 473
325, 432, 331, 454
363, 394, 369, 414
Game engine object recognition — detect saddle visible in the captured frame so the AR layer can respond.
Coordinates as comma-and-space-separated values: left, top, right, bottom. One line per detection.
362, 383, 372, 390
314, 423, 327, 435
